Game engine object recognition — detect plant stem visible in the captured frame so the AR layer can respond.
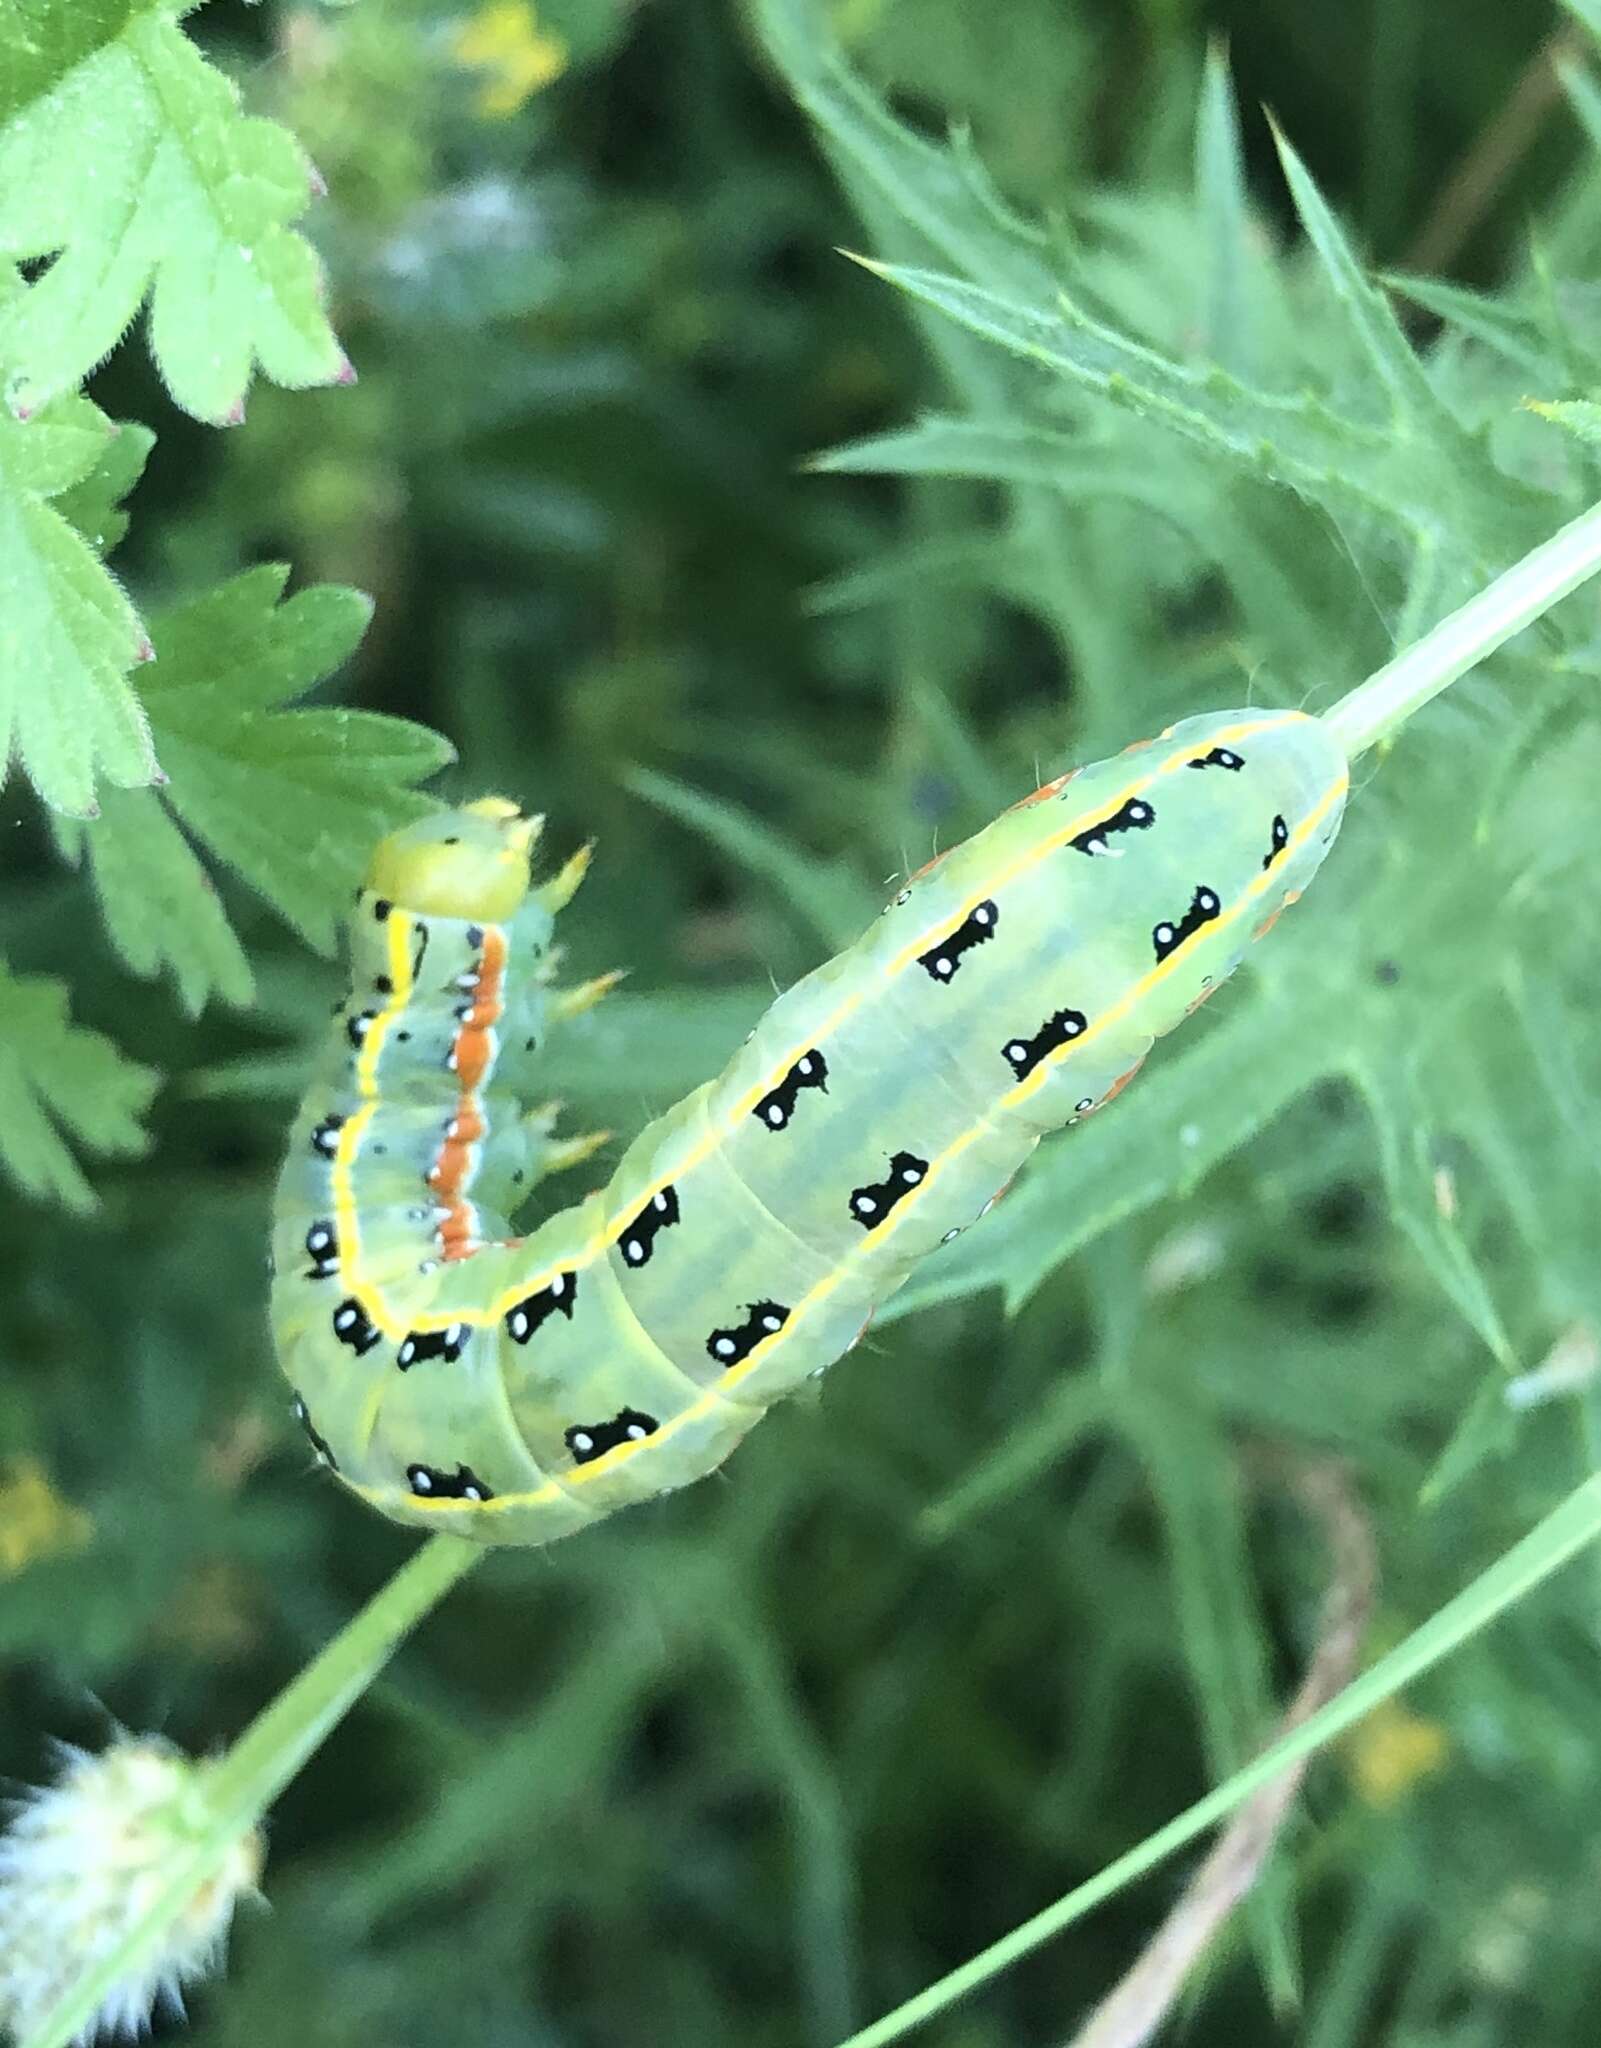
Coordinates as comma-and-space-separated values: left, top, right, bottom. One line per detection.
22, 1534, 481, 2048
1324, 497, 1601, 759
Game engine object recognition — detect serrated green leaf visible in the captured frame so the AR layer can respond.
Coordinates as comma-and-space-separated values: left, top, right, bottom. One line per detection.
52, 418, 154, 554
0, 955, 158, 1209
1524, 396, 1601, 446
0, 0, 150, 122
133, 566, 454, 959
0, 7, 346, 423
1269, 119, 1455, 433
851, 255, 1554, 583
51, 785, 253, 1015
0, 386, 157, 816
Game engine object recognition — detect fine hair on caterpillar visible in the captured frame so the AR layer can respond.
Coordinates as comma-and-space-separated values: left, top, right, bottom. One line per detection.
272, 712, 1349, 1544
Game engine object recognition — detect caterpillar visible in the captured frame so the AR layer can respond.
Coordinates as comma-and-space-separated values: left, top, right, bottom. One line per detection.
271, 710, 1348, 1544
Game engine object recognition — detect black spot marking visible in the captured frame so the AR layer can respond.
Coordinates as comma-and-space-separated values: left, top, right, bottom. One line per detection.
1069, 797, 1156, 857
304, 1219, 339, 1279
346, 1009, 378, 1051
849, 1151, 928, 1228
332, 1298, 382, 1356
1152, 886, 1221, 963
1188, 746, 1244, 772
291, 1393, 337, 1469
374, 973, 394, 995
706, 1300, 790, 1367
504, 1270, 578, 1344
466, 923, 485, 949
917, 899, 1000, 983
618, 1185, 680, 1267
396, 1323, 471, 1370
373, 898, 392, 921
407, 1461, 494, 1502
1002, 1007, 1088, 1081
1262, 813, 1289, 870
565, 1408, 658, 1464
752, 1049, 829, 1132
1374, 959, 1401, 986
410, 925, 429, 982
310, 1112, 346, 1159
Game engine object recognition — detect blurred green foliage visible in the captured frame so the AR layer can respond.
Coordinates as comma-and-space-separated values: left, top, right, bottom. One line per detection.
5, 1, 1601, 2044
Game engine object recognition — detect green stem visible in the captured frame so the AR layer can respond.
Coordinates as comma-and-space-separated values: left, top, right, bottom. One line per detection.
830, 1472, 1601, 2048
1324, 497, 1601, 759
22, 1534, 481, 2048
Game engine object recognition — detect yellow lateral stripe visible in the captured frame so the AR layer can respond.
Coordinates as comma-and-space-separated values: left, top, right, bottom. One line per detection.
332, 909, 423, 1340
350, 714, 1303, 1337
345, 763, 1348, 1518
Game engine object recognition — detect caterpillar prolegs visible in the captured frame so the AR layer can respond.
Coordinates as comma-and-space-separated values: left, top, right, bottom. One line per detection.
272, 712, 1349, 1544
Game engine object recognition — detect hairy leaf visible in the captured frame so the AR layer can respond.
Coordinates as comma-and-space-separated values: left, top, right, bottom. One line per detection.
0, 4, 347, 423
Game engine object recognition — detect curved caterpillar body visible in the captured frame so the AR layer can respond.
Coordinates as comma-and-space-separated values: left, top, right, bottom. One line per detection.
272, 711, 1349, 1544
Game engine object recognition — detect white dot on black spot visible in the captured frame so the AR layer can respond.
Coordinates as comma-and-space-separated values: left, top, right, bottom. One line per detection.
572, 1432, 593, 1452
413, 1471, 433, 1491
766, 1105, 785, 1126
974, 905, 991, 924
1076, 1098, 1094, 1113
398, 1342, 414, 1365
855, 1195, 876, 1215
1156, 925, 1173, 943
1066, 1018, 1082, 1035
335, 1307, 356, 1329
653, 1191, 669, 1212
1132, 803, 1151, 821
896, 890, 910, 905
1200, 891, 1218, 910
761, 1314, 781, 1331
942, 1228, 961, 1244
510, 1312, 529, 1339
901, 1165, 922, 1183
448, 1324, 465, 1347
1008, 1043, 1027, 1062
715, 1338, 736, 1356
797, 1057, 813, 1076
936, 959, 953, 977
625, 1422, 648, 1441
551, 1274, 567, 1297
624, 1240, 643, 1263
463, 1486, 481, 1501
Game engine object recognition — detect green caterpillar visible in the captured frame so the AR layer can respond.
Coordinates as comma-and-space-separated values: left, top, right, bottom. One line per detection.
271, 709, 1348, 1544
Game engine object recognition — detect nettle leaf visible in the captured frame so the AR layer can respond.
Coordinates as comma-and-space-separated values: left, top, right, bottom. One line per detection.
0, 957, 157, 1210
0, 4, 347, 424
0, 365, 157, 816
54, 567, 454, 1011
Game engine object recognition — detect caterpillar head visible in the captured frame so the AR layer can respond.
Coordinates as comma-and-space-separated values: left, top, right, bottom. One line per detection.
366, 799, 541, 922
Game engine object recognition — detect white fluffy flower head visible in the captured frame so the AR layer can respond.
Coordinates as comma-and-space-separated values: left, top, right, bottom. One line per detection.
0, 1736, 263, 2044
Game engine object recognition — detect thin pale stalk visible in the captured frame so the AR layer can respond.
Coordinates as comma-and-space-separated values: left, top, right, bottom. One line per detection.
21, 1534, 481, 2048
1325, 498, 1601, 759
830, 1471, 1601, 2048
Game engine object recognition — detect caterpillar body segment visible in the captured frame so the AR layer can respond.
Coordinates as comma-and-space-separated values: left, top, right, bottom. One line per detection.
273, 710, 1349, 1544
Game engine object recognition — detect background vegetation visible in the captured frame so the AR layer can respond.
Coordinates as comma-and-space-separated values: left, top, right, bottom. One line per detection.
5, 1, 1601, 2043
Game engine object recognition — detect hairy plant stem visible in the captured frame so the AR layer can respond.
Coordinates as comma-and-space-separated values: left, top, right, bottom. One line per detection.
22, 1535, 481, 2048
1325, 497, 1601, 759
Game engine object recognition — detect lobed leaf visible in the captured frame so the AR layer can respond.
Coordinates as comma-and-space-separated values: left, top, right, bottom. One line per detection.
0, 373, 157, 816
0, 5, 347, 423
0, 957, 158, 1209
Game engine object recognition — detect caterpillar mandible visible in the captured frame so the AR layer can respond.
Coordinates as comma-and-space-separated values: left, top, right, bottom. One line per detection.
272, 711, 1348, 1543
